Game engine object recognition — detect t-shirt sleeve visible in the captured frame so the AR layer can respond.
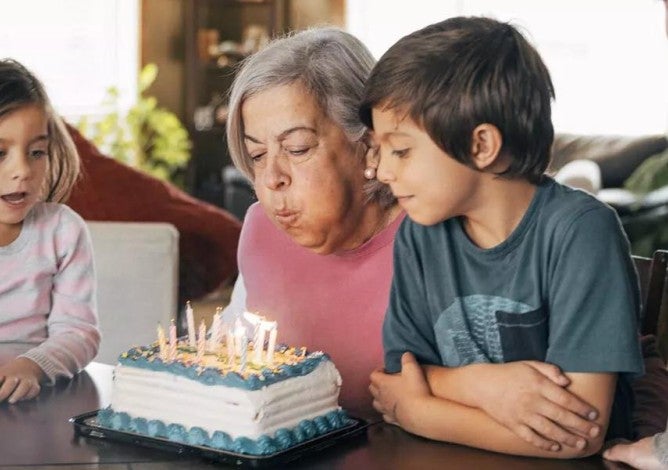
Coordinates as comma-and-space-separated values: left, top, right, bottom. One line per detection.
383, 221, 442, 373
545, 204, 643, 375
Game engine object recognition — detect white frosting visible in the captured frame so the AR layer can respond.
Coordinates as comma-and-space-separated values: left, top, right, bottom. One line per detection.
110, 360, 343, 440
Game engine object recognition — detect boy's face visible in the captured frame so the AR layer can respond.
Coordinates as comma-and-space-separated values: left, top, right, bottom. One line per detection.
371, 106, 480, 226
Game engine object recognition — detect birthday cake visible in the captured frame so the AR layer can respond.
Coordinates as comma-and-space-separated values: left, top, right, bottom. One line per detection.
97, 313, 352, 456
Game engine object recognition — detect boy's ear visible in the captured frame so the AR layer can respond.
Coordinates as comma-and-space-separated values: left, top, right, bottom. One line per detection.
470, 124, 503, 171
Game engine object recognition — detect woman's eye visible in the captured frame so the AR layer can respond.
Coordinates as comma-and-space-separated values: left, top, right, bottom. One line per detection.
391, 148, 409, 158
249, 152, 265, 163
286, 147, 309, 157
30, 149, 47, 159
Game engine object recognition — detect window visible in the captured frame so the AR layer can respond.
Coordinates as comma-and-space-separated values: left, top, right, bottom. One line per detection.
0, 0, 139, 123
347, 0, 668, 135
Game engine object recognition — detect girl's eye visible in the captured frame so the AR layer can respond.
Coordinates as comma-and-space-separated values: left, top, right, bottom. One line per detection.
30, 150, 47, 159
0, 150, 6, 158
391, 148, 409, 158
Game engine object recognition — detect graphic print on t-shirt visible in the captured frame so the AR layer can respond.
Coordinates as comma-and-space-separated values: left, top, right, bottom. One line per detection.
435, 295, 547, 366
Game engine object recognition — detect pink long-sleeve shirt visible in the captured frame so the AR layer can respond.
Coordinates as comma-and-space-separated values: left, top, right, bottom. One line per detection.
0, 202, 100, 382
236, 203, 403, 416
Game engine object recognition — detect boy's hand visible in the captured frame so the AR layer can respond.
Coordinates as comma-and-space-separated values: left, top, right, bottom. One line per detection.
0, 357, 44, 404
370, 352, 430, 428
479, 361, 600, 452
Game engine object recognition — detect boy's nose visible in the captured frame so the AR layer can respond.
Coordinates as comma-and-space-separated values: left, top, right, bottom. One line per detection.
376, 154, 395, 184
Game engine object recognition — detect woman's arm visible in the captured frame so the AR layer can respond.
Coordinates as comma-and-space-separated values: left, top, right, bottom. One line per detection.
371, 353, 616, 458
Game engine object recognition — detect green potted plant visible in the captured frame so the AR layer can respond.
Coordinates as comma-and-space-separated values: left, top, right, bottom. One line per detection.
78, 64, 191, 188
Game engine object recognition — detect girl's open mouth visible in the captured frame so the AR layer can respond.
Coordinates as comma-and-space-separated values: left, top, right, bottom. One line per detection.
1, 192, 27, 205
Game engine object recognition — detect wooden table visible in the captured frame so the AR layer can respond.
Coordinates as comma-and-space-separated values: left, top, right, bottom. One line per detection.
0, 362, 622, 469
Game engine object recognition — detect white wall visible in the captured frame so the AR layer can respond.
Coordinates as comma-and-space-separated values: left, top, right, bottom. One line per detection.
0, 0, 139, 122
347, 0, 668, 136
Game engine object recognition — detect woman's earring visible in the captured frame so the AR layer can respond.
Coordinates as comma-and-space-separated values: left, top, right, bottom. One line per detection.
364, 167, 376, 180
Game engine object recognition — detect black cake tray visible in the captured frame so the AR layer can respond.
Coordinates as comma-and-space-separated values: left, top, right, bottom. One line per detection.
71, 410, 369, 468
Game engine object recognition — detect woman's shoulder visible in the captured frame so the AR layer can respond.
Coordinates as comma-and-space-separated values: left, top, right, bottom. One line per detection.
241, 202, 276, 235
239, 202, 293, 252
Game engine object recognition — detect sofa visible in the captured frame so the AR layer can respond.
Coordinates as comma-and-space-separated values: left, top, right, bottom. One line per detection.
64, 125, 242, 363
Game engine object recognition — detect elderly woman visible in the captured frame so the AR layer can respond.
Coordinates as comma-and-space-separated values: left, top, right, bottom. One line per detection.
222, 28, 403, 416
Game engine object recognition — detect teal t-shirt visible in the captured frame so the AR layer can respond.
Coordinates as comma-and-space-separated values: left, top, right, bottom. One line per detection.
383, 177, 644, 439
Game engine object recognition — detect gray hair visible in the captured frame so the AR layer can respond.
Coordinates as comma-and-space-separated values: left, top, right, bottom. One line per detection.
226, 27, 394, 207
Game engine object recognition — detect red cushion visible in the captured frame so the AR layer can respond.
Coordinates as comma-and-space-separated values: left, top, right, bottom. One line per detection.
65, 124, 241, 302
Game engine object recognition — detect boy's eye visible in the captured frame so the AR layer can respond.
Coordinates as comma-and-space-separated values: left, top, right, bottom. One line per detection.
391, 148, 409, 158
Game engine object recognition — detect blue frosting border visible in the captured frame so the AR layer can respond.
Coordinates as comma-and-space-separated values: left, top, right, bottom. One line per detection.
97, 407, 354, 456
118, 345, 330, 391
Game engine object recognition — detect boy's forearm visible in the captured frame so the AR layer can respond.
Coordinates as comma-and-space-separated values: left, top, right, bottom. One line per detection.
423, 363, 491, 408
400, 395, 604, 458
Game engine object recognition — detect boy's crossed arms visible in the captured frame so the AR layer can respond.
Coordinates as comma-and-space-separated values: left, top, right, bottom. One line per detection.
371, 354, 614, 458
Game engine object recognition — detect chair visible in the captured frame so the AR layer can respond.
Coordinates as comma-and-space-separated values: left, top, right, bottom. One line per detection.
87, 221, 179, 364
633, 249, 668, 361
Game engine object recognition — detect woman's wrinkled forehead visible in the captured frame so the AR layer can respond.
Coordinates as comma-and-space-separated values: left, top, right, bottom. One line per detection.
240, 82, 333, 144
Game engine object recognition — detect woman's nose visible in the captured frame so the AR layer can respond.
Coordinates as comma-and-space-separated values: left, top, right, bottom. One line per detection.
262, 153, 291, 190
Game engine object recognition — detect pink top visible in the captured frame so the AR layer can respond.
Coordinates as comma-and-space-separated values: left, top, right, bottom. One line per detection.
238, 203, 404, 416
0, 203, 100, 382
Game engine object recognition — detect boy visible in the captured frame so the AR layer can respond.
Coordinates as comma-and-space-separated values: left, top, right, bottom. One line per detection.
360, 16, 643, 458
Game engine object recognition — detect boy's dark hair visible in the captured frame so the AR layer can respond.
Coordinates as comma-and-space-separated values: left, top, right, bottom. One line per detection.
359, 16, 555, 183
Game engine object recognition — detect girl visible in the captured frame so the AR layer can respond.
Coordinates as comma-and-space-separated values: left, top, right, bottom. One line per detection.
0, 59, 99, 404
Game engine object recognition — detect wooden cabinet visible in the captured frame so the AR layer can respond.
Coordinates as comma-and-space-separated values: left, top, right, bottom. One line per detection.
183, 0, 287, 206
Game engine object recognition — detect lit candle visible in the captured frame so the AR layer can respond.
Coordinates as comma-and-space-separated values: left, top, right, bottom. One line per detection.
266, 322, 277, 365
196, 320, 206, 361
243, 311, 262, 326
208, 308, 222, 352
169, 319, 178, 361
234, 322, 248, 370
157, 323, 167, 361
240, 335, 248, 371
253, 322, 267, 364
234, 321, 245, 357
186, 301, 196, 348
225, 327, 235, 365
243, 311, 262, 353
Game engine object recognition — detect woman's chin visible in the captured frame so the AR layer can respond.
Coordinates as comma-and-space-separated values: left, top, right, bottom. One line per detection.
287, 231, 335, 254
